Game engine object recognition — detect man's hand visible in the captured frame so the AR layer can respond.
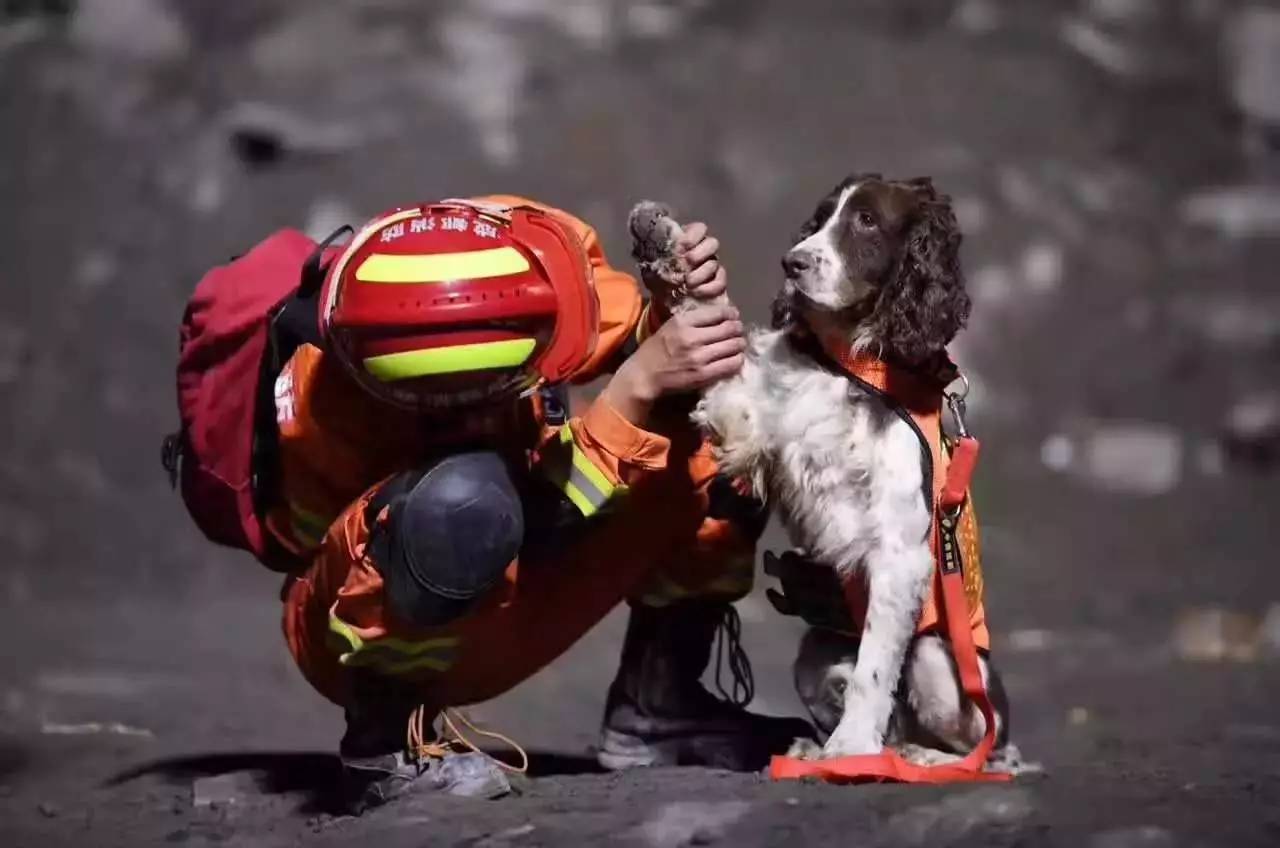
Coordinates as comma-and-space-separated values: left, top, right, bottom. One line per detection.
602, 302, 745, 425
675, 222, 728, 302
639, 221, 729, 306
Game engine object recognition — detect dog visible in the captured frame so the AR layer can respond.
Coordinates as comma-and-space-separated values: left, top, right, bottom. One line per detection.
631, 176, 1026, 769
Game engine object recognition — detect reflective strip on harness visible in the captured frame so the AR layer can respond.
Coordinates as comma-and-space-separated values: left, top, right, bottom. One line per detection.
542, 426, 623, 517
328, 611, 460, 675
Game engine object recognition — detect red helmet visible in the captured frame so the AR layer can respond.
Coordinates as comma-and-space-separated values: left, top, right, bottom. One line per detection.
320, 199, 599, 410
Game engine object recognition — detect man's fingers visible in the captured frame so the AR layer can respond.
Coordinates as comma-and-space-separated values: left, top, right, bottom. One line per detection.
686, 258, 719, 288
695, 353, 746, 384
677, 222, 708, 251
681, 302, 740, 327
694, 336, 748, 365
684, 235, 720, 267
688, 265, 727, 298
691, 318, 744, 345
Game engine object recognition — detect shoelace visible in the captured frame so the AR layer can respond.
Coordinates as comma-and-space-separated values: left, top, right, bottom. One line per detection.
406, 705, 529, 774
712, 605, 755, 708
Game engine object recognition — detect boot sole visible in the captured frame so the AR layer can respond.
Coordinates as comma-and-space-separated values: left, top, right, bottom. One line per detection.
596, 727, 686, 771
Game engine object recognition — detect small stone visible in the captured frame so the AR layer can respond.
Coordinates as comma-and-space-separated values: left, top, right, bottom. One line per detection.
1040, 433, 1075, 472
1180, 185, 1280, 239
1223, 393, 1280, 468
626, 3, 682, 39
1060, 17, 1145, 78
1225, 7, 1280, 128
1020, 241, 1064, 293
1171, 294, 1280, 350
192, 772, 259, 808
636, 801, 750, 848
69, 0, 189, 63
1086, 0, 1163, 27
1007, 629, 1053, 652
951, 0, 1001, 35
1173, 607, 1261, 663
1081, 423, 1183, 495
1195, 441, 1225, 478
969, 265, 1015, 308
1068, 707, 1090, 726
221, 102, 367, 166
1090, 825, 1176, 848
74, 251, 116, 293
189, 172, 225, 217
953, 196, 988, 234
38, 801, 59, 818
1258, 604, 1280, 658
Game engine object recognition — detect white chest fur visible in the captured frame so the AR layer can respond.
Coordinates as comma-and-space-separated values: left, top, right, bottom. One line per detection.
695, 330, 931, 579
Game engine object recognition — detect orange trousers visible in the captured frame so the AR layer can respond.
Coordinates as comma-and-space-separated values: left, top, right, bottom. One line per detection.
281, 420, 756, 711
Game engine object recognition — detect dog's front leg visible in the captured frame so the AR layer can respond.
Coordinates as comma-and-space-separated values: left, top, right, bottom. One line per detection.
822, 540, 933, 757
691, 356, 770, 495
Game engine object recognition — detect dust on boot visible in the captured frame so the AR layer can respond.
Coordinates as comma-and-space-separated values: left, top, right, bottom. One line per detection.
597, 600, 814, 772
339, 675, 513, 812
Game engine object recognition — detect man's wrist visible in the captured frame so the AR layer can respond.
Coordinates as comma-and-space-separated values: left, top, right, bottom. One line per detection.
602, 361, 657, 426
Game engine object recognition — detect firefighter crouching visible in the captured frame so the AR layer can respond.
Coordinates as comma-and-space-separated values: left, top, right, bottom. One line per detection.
168, 195, 811, 810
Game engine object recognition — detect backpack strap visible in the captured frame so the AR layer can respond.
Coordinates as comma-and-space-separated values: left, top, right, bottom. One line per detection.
252, 225, 353, 553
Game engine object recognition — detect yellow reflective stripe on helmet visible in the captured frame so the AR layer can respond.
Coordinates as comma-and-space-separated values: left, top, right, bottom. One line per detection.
355, 246, 530, 284
362, 338, 537, 381
328, 612, 460, 674
543, 426, 623, 518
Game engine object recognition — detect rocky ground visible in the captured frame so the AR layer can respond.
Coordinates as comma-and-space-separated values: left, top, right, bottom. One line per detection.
2, 0, 1279, 845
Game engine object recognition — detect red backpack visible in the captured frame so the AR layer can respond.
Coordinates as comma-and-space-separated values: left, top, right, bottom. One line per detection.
163, 226, 350, 571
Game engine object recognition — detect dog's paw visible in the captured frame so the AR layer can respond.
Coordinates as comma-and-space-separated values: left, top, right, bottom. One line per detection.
820, 731, 883, 759
894, 743, 962, 767
785, 737, 824, 760
690, 397, 718, 438
987, 742, 1044, 777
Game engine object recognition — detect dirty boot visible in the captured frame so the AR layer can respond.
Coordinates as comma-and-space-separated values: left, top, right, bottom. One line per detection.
597, 601, 814, 772
340, 680, 511, 812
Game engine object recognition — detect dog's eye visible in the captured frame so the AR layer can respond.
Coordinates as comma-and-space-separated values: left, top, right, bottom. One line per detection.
854, 210, 877, 230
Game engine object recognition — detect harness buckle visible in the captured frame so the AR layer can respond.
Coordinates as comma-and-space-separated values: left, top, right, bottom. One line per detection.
945, 372, 971, 439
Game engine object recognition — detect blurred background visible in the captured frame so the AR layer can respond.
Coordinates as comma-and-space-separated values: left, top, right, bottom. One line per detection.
1, 0, 1278, 845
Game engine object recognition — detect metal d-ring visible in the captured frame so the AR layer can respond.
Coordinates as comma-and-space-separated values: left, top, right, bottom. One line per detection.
945, 372, 971, 439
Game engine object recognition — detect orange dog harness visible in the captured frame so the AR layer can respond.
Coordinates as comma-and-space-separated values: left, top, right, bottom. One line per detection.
769, 342, 1009, 785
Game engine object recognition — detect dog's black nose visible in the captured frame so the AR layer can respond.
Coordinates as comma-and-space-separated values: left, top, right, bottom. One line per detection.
782, 250, 814, 278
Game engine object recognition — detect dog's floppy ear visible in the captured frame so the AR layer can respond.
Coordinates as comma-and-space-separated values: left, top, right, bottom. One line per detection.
877, 184, 970, 363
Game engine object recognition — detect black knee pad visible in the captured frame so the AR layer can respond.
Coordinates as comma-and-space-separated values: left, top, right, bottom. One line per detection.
370, 452, 524, 628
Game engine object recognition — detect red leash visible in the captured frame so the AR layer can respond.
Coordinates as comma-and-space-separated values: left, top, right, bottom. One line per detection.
769, 434, 1010, 785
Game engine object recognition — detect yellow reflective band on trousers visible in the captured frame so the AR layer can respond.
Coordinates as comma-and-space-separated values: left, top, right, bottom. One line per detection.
542, 426, 622, 517
289, 502, 331, 548
328, 611, 460, 675
637, 554, 756, 607
362, 338, 537, 382
355, 246, 531, 284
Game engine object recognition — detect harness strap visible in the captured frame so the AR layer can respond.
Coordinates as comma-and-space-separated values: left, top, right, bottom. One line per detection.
770, 433, 1009, 784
